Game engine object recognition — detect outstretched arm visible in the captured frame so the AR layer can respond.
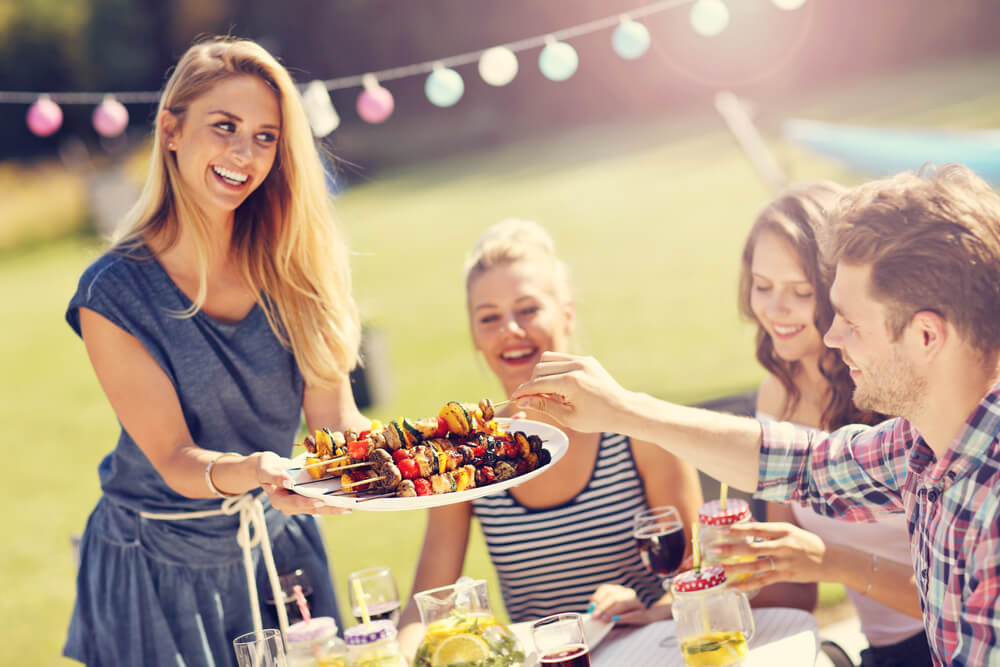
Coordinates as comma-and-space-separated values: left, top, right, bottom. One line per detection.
511, 352, 764, 492
80, 307, 328, 514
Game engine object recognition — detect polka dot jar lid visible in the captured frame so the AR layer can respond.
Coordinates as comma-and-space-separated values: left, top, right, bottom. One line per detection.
673, 565, 728, 592
698, 498, 750, 525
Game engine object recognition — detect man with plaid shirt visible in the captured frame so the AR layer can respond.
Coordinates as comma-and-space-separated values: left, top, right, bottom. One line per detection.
513, 164, 1000, 665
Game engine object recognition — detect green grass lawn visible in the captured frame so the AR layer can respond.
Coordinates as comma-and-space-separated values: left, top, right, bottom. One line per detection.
4, 53, 1000, 665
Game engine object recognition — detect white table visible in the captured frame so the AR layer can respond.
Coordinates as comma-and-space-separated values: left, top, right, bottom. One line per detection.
513, 607, 818, 667
590, 607, 817, 667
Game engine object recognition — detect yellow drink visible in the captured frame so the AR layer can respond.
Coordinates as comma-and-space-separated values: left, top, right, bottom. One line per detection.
414, 612, 523, 667
680, 631, 748, 667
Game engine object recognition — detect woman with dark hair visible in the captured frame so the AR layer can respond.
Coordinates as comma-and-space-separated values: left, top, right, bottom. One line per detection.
719, 182, 932, 667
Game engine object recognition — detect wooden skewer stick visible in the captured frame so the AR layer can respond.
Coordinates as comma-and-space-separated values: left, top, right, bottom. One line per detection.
324, 475, 386, 495
356, 491, 399, 502
288, 455, 350, 471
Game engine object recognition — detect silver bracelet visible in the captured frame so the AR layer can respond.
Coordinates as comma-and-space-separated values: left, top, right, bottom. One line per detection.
205, 452, 242, 498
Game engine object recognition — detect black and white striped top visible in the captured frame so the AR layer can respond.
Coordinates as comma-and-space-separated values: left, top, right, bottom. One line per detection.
472, 432, 664, 622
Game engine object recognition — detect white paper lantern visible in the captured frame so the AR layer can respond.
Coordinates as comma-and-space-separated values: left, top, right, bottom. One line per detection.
690, 0, 730, 37
478, 46, 519, 87
302, 80, 340, 137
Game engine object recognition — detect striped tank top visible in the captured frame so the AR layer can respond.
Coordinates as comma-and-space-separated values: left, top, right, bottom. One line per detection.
472, 432, 664, 622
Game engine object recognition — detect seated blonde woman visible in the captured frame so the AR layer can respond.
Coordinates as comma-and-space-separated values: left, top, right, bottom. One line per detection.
398, 219, 703, 654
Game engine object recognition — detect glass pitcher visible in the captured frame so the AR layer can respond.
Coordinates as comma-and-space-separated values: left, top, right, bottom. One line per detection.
671, 566, 755, 667
412, 577, 525, 667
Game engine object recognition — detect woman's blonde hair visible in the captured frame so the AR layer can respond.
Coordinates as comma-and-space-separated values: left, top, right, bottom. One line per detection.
463, 218, 572, 303
113, 37, 360, 388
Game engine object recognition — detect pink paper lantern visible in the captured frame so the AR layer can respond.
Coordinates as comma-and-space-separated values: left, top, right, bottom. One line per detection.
356, 82, 394, 124
92, 97, 129, 137
26, 96, 63, 137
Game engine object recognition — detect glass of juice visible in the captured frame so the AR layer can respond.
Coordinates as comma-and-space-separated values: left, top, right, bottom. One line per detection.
633, 505, 686, 588
531, 613, 591, 667
671, 566, 755, 667
347, 566, 401, 626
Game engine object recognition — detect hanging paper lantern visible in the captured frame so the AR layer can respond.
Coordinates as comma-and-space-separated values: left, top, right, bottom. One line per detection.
356, 75, 394, 124
539, 40, 579, 82
478, 46, 519, 87
26, 95, 63, 137
612, 18, 651, 60
690, 0, 730, 37
425, 66, 464, 108
302, 80, 340, 137
772, 0, 807, 9
92, 96, 129, 137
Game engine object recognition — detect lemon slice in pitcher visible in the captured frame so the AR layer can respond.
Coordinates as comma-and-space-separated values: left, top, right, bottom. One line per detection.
431, 633, 490, 666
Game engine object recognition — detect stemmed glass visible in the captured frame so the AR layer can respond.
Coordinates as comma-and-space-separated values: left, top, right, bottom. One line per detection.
232, 628, 287, 667
633, 505, 686, 590
266, 569, 313, 624
347, 566, 401, 626
532, 613, 591, 666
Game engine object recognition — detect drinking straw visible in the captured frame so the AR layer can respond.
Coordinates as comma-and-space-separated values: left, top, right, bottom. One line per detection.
692, 522, 701, 574
352, 578, 372, 627
292, 584, 312, 624
720, 482, 728, 511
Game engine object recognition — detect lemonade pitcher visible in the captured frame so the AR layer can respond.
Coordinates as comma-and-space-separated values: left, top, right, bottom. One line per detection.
671, 566, 755, 667
413, 577, 525, 667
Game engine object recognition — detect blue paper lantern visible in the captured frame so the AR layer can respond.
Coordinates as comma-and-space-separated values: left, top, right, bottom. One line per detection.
690, 0, 730, 37
539, 40, 578, 82
612, 19, 651, 60
425, 67, 464, 107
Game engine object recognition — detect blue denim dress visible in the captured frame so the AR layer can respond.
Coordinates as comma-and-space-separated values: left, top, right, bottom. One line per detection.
64, 247, 341, 666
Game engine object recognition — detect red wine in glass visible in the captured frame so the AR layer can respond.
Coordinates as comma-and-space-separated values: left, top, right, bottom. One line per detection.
635, 521, 686, 577
539, 644, 591, 667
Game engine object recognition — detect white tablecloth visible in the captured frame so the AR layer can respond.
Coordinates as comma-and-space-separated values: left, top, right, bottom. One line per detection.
513, 607, 818, 667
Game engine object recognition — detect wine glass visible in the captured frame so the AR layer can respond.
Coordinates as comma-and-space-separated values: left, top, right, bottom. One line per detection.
532, 613, 591, 667
347, 566, 401, 626
633, 505, 686, 590
266, 568, 313, 623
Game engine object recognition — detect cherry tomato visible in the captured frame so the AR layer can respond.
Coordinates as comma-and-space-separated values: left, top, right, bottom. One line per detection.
358, 430, 371, 441
347, 441, 368, 460
392, 449, 411, 464
472, 445, 487, 459
398, 458, 419, 480
434, 416, 449, 437
480, 466, 495, 483
413, 478, 432, 496
504, 443, 519, 459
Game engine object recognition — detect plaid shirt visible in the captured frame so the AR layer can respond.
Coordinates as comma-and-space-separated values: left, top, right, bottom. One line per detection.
756, 381, 1000, 666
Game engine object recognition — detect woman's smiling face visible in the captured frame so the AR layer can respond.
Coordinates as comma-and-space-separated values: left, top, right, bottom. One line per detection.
467, 260, 574, 395
749, 230, 824, 364
164, 74, 281, 221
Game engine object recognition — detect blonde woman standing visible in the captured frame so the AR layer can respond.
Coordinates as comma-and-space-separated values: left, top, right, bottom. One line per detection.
64, 38, 367, 665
